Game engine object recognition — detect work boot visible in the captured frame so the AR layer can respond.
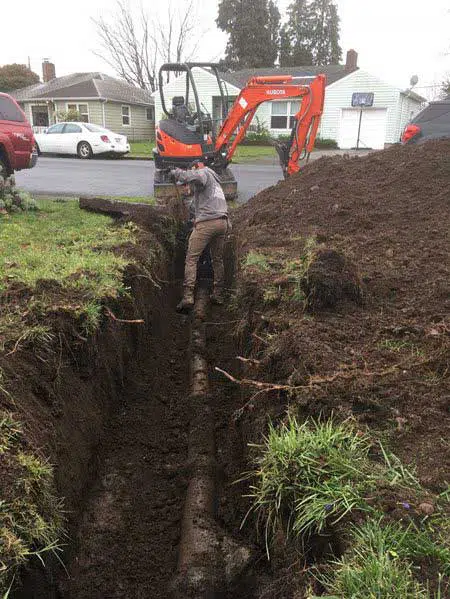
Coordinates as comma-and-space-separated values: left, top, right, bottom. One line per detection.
176, 288, 194, 314
210, 287, 225, 306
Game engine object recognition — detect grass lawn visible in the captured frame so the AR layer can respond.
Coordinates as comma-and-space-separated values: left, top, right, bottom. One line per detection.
232, 144, 275, 162
129, 140, 275, 163
129, 141, 154, 158
0, 198, 137, 349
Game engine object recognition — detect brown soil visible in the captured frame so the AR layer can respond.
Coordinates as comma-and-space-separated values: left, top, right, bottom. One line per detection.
59, 286, 189, 598
214, 140, 450, 595
234, 139, 450, 488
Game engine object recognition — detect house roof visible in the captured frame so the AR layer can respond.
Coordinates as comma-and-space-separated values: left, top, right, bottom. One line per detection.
220, 65, 352, 90
12, 72, 154, 106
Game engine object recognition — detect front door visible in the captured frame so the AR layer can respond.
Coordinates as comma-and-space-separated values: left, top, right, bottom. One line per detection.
31, 105, 49, 128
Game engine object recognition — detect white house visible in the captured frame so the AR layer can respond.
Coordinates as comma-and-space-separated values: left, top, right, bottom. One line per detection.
153, 50, 425, 149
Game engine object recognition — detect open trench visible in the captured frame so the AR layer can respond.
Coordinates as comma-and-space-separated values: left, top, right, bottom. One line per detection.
12, 204, 260, 599
10, 199, 334, 599
59, 279, 190, 598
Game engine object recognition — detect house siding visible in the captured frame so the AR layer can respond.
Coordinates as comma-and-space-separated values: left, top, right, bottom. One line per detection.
318, 70, 422, 145
103, 102, 154, 141
53, 100, 104, 125
23, 99, 154, 140
251, 70, 422, 145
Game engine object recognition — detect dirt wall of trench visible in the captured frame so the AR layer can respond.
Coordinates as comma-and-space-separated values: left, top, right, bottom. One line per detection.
3, 227, 176, 597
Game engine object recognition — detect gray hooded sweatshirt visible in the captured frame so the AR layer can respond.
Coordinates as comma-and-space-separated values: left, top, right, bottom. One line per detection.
172, 166, 228, 223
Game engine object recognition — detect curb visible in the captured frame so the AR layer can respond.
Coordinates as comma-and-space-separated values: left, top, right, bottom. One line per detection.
123, 155, 153, 161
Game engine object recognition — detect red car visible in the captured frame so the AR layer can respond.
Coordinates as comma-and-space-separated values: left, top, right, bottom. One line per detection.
0, 92, 37, 178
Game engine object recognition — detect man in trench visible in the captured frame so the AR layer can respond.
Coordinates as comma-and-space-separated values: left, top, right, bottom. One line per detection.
170, 161, 231, 313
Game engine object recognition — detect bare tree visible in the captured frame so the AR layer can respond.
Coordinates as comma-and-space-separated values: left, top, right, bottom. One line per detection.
92, 0, 200, 91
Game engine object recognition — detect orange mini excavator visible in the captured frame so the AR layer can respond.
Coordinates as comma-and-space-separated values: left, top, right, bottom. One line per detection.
153, 63, 326, 200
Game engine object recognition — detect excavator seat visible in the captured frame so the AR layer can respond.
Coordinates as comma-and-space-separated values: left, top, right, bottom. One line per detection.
172, 96, 191, 123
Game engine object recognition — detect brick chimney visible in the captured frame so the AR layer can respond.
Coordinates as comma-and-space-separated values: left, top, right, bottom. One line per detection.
42, 59, 56, 82
345, 49, 358, 73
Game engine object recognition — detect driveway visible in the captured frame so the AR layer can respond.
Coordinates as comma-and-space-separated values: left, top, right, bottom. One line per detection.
15, 151, 371, 204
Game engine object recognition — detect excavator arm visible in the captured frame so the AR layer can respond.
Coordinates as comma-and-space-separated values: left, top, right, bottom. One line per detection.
214, 74, 326, 177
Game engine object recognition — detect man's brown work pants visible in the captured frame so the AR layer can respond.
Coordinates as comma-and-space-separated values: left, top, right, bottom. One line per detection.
184, 217, 229, 294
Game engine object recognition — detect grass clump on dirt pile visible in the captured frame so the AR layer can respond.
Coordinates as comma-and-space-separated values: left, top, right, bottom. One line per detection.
0, 413, 64, 596
244, 418, 417, 551
0, 198, 138, 349
319, 519, 446, 598
244, 418, 449, 596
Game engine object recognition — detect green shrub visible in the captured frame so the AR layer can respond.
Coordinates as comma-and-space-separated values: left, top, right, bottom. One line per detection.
242, 117, 272, 145
315, 137, 338, 149
0, 177, 38, 214
276, 135, 338, 149
56, 109, 81, 122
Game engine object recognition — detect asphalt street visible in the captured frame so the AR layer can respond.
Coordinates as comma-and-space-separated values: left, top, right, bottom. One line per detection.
15, 156, 284, 204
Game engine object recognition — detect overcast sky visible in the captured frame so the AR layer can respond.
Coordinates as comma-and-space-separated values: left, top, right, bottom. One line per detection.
3, 0, 449, 97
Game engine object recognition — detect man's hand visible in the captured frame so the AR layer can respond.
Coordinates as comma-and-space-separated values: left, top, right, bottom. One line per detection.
169, 168, 183, 183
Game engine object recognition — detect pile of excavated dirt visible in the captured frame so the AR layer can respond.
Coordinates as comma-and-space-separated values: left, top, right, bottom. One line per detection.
234, 140, 449, 491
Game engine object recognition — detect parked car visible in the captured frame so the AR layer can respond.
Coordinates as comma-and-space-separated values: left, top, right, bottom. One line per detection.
402, 96, 450, 144
0, 92, 37, 178
35, 122, 131, 159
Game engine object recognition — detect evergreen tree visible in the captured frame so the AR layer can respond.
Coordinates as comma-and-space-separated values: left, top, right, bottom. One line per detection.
279, 0, 312, 66
217, 0, 281, 68
308, 0, 342, 64
280, 0, 341, 67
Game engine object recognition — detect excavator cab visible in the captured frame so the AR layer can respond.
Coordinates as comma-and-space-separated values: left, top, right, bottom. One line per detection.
154, 63, 237, 201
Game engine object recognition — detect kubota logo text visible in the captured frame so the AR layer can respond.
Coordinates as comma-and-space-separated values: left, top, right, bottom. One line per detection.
266, 90, 286, 95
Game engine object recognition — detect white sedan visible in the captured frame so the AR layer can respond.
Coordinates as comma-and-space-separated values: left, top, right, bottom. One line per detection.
35, 122, 130, 159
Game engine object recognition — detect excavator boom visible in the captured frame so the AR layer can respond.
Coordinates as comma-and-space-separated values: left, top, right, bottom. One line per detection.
215, 73, 326, 177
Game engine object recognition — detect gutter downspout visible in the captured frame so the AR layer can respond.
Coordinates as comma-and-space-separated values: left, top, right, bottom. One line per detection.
100, 98, 107, 128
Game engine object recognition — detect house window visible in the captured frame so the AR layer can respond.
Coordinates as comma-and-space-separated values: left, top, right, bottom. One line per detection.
270, 101, 301, 130
67, 103, 89, 122
122, 105, 131, 126
146, 106, 154, 121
